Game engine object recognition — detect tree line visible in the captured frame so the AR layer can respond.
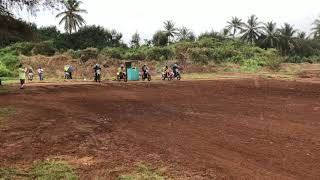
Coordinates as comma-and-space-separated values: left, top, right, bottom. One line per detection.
1, 0, 320, 59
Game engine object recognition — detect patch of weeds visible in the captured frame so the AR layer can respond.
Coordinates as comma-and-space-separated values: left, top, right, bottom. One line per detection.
30, 160, 78, 180
76, 124, 98, 134
0, 167, 28, 179
0, 87, 11, 94
118, 164, 166, 180
0, 160, 79, 180
0, 107, 15, 118
223, 67, 236, 72
183, 73, 218, 79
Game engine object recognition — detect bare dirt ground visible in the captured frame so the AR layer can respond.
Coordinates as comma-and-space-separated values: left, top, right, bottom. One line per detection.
1, 79, 320, 179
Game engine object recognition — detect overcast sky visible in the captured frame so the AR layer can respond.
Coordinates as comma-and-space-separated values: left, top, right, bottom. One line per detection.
23, 0, 320, 42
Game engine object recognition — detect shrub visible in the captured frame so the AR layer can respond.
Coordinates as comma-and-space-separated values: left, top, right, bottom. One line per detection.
240, 58, 264, 72
187, 48, 214, 64
0, 50, 18, 70
80, 48, 98, 62
32, 41, 56, 56
123, 48, 147, 60
102, 47, 125, 59
66, 49, 81, 59
0, 62, 11, 77
10, 42, 35, 56
146, 47, 174, 60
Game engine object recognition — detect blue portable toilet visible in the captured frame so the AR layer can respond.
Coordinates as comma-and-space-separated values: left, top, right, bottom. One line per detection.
125, 62, 140, 81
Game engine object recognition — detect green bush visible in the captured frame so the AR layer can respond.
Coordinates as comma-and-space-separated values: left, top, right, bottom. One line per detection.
0, 62, 11, 77
240, 58, 265, 72
80, 48, 98, 62
32, 41, 56, 56
0, 49, 18, 70
187, 48, 215, 64
66, 49, 81, 59
123, 48, 147, 60
286, 55, 320, 64
102, 47, 126, 59
146, 47, 174, 60
9, 42, 35, 56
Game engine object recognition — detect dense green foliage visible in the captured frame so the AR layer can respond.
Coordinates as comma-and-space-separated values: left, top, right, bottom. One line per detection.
0, 15, 35, 48
1, 8, 320, 78
54, 25, 125, 50
0, 46, 19, 76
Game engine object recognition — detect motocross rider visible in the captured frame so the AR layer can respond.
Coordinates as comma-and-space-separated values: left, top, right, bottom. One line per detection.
172, 64, 179, 77
142, 64, 149, 76
117, 64, 126, 76
93, 64, 101, 81
162, 65, 169, 77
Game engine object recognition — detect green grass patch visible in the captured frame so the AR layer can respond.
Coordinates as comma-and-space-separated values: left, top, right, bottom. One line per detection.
0, 88, 11, 94
183, 73, 218, 79
0, 77, 19, 85
118, 164, 166, 180
0, 160, 78, 180
0, 107, 15, 118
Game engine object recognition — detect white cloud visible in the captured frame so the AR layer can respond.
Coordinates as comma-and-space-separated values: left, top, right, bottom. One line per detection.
25, 0, 320, 42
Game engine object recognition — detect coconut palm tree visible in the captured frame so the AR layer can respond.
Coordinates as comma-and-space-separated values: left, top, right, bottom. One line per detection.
226, 16, 243, 38
297, 31, 307, 39
278, 23, 297, 55
56, 0, 87, 34
312, 17, 320, 39
240, 15, 263, 45
163, 20, 178, 45
261, 21, 279, 48
177, 26, 195, 41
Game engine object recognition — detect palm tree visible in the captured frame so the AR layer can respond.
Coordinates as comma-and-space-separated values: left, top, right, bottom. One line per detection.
177, 26, 195, 41
261, 21, 279, 48
297, 31, 307, 39
312, 17, 320, 39
56, 0, 87, 34
240, 15, 263, 45
163, 20, 178, 45
226, 16, 243, 38
278, 23, 297, 55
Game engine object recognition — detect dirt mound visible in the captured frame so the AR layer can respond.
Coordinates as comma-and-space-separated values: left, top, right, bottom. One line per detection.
1, 79, 320, 179
19, 55, 222, 81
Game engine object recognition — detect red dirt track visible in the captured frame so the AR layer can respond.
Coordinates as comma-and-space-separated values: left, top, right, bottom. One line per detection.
1, 79, 320, 179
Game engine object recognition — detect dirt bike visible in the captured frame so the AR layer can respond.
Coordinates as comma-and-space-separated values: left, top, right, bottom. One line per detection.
162, 71, 171, 80
142, 70, 151, 81
117, 72, 127, 82
28, 73, 34, 81
94, 69, 101, 83
65, 72, 71, 79
168, 69, 181, 81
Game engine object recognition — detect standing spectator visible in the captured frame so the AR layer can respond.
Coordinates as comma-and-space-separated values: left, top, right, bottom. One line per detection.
18, 64, 27, 89
37, 66, 44, 81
